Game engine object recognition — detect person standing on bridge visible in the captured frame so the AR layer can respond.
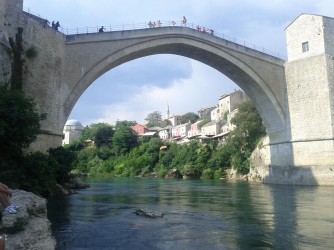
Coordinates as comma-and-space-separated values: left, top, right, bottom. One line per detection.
55, 21, 60, 31
99, 26, 106, 32
182, 16, 187, 26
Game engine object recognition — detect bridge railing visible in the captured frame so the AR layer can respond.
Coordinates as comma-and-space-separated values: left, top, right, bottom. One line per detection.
64, 21, 285, 59
23, 8, 285, 59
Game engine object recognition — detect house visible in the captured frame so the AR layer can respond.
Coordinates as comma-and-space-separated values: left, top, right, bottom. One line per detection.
172, 122, 191, 138
218, 90, 249, 120
187, 120, 203, 138
131, 123, 149, 136
62, 119, 84, 145
168, 115, 182, 126
198, 105, 217, 119
159, 126, 173, 140
201, 120, 221, 136
210, 106, 220, 121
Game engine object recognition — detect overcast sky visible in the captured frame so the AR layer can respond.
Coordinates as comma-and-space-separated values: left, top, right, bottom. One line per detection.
23, 0, 334, 126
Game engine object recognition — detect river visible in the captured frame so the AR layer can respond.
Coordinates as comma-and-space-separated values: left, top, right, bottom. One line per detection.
47, 177, 334, 249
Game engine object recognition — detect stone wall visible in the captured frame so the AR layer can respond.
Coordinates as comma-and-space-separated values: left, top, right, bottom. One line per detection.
250, 136, 334, 185
0, 190, 56, 250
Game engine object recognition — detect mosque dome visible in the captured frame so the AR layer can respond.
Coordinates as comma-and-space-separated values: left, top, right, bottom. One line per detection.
65, 119, 83, 127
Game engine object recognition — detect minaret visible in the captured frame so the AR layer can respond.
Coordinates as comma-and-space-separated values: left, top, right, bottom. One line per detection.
166, 102, 170, 119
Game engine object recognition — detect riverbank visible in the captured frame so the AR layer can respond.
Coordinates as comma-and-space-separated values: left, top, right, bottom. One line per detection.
0, 190, 56, 250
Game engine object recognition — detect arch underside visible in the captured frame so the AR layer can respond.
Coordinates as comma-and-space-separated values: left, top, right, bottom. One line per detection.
64, 37, 287, 141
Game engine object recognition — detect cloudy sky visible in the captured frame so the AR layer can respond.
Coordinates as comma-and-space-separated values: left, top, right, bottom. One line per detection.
23, 0, 334, 126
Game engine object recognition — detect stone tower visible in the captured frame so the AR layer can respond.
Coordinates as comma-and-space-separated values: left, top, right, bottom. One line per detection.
284, 14, 334, 183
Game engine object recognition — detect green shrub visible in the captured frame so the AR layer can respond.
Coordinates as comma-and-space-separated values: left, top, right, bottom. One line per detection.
48, 147, 75, 184
201, 168, 214, 180
18, 152, 57, 197
214, 169, 224, 179
156, 168, 168, 178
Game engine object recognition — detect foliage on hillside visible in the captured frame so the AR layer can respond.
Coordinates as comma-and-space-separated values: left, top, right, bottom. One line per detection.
68, 101, 266, 178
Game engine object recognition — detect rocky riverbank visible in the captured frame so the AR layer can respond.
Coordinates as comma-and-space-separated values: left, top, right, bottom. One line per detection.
0, 190, 56, 250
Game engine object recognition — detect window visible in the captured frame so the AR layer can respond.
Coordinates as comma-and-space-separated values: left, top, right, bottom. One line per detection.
302, 42, 309, 53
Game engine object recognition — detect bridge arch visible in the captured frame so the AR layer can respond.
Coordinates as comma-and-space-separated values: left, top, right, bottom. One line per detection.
64, 27, 288, 141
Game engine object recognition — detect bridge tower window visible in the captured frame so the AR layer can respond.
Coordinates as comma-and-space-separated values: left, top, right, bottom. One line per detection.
302, 41, 309, 53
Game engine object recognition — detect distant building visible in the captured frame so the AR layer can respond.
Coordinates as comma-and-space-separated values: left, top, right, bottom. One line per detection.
198, 105, 217, 119
201, 120, 221, 136
62, 119, 84, 145
131, 124, 149, 136
188, 120, 203, 138
159, 126, 173, 140
172, 122, 191, 138
210, 106, 220, 122
168, 115, 182, 126
218, 90, 249, 120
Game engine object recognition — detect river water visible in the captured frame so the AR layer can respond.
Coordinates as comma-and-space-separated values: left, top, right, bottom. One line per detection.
47, 177, 334, 250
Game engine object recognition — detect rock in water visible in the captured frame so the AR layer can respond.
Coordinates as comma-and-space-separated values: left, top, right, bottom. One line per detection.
134, 208, 165, 219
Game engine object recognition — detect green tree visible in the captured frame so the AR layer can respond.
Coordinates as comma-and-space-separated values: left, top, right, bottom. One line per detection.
179, 112, 199, 124
230, 101, 266, 150
114, 120, 136, 130
112, 125, 138, 156
48, 147, 76, 184
160, 119, 172, 127
82, 123, 114, 147
18, 152, 57, 197
145, 111, 162, 128
0, 86, 45, 160
228, 101, 266, 174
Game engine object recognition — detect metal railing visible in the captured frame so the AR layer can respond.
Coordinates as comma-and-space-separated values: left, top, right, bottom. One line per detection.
23, 8, 286, 59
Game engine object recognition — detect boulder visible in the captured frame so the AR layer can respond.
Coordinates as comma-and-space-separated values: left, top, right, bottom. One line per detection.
165, 168, 182, 179
0, 190, 56, 250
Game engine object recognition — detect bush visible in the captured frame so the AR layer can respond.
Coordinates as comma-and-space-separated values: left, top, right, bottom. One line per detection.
18, 152, 57, 197
214, 169, 224, 179
201, 168, 214, 180
156, 167, 168, 178
48, 147, 75, 184
0, 86, 45, 160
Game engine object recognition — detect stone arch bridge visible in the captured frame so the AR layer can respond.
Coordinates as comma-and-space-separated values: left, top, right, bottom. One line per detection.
64, 27, 287, 143
1, 1, 333, 184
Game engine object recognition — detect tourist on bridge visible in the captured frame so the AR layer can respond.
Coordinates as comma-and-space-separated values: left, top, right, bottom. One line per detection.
99, 26, 106, 32
148, 21, 153, 28
55, 21, 60, 31
182, 16, 187, 26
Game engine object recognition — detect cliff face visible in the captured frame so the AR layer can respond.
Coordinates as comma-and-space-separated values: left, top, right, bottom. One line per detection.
0, 190, 56, 250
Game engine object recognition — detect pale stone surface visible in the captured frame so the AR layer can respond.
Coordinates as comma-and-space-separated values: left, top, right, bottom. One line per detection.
0, 190, 56, 250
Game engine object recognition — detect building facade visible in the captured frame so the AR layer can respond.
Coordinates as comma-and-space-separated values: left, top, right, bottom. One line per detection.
131, 124, 148, 136
62, 119, 84, 145
218, 90, 249, 120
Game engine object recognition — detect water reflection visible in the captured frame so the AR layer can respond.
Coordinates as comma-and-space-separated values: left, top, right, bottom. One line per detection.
47, 178, 334, 249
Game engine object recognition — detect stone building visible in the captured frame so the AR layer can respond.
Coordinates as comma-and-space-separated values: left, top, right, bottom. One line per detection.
62, 119, 84, 145
218, 90, 249, 120
198, 105, 216, 119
